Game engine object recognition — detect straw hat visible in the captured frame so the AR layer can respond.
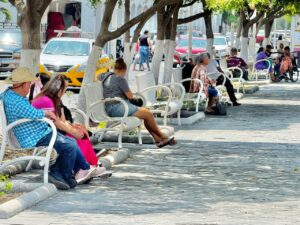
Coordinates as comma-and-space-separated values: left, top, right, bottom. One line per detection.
3, 67, 38, 84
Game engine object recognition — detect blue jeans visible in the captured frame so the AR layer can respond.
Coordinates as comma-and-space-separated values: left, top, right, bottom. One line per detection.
139, 46, 150, 70
106, 100, 138, 117
36, 132, 90, 182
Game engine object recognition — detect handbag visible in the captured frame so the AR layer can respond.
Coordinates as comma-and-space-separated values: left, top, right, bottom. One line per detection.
212, 102, 227, 116
129, 98, 143, 107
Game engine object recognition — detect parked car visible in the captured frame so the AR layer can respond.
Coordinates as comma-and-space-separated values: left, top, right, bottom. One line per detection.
174, 37, 207, 65
0, 29, 21, 76
213, 35, 229, 59
40, 37, 112, 87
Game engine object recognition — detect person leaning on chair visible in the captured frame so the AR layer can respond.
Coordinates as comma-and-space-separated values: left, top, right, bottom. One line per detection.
0, 67, 95, 190
206, 53, 241, 106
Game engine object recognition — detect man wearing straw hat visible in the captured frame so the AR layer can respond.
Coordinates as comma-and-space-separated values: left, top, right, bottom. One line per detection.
0, 67, 91, 190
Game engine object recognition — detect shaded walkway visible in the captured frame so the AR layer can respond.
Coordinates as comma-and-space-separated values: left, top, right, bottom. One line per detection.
2, 83, 300, 225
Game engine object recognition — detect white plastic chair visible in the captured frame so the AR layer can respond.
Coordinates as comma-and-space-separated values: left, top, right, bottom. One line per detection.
83, 82, 143, 149
252, 59, 272, 81
180, 78, 206, 112
0, 100, 57, 184
136, 72, 180, 126
210, 72, 230, 104
223, 67, 246, 94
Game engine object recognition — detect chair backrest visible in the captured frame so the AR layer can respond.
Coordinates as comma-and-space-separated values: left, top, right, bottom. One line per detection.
253, 58, 271, 72
136, 72, 157, 103
0, 100, 21, 148
172, 67, 183, 83
83, 82, 109, 122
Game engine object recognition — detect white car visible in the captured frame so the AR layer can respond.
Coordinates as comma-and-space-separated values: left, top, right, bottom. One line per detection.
213, 36, 229, 59
40, 37, 94, 73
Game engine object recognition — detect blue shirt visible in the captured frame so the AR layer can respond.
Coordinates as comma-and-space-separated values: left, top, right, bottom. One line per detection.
0, 89, 52, 148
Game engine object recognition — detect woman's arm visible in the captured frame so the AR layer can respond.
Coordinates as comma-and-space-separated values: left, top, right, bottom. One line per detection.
54, 118, 84, 139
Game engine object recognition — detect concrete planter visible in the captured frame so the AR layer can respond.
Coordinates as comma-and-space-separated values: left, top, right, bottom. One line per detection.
0, 182, 57, 219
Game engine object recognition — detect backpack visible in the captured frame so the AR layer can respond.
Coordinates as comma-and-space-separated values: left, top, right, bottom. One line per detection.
212, 102, 227, 116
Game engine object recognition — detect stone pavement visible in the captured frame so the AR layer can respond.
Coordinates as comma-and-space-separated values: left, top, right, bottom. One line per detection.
1, 82, 300, 225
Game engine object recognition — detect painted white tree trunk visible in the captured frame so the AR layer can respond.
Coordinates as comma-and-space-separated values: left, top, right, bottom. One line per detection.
77, 45, 102, 112
151, 40, 164, 84
162, 39, 172, 84
230, 24, 235, 47
164, 40, 175, 84
20, 49, 40, 75
235, 37, 241, 49
263, 37, 270, 47
240, 37, 249, 62
206, 38, 213, 56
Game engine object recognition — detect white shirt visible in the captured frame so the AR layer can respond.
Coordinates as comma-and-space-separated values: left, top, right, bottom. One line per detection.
206, 59, 220, 80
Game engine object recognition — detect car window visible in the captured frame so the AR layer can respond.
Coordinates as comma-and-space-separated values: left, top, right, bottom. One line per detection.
43, 40, 90, 56
213, 37, 227, 45
0, 31, 22, 46
178, 39, 207, 48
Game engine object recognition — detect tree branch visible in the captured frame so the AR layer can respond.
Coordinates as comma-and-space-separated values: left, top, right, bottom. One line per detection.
107, 0, 180, 42
178, 11, 207, 24
181, 0, 197, 7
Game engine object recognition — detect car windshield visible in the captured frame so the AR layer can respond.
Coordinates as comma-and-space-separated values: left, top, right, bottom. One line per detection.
0, 31, 21, 46
213, 37, 227, 45
43, 40, 90, 56
178, 39, 207, 48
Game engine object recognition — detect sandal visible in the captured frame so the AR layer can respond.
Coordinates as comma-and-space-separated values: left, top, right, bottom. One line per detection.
156, 137, 175, 148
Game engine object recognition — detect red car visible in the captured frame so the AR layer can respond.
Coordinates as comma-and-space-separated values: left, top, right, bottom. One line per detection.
174, 37, 207, 65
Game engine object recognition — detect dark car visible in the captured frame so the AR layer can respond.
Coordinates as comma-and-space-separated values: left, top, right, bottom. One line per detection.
0, 29, 21, 75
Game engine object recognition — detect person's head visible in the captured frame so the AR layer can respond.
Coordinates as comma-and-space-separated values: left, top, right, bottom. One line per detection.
4, 67, 38, 96
37, 74, 68, 115
114, 58, 127, 76
266, 45, 272, 52
284, 46, 290, 55
195, 53, 209, 66
230, 47, 238, 56
257, 47, 265, 54
279, 43, 284, 49
144, 30, 149, 37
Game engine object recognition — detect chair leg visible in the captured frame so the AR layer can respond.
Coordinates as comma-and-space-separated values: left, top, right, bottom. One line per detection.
118, 129, 123, 149
138, 125, 143, 145
0, 134, 7, 162
195, 101, 199, 113
26, 147, 38, 172
177, 110, 181, 126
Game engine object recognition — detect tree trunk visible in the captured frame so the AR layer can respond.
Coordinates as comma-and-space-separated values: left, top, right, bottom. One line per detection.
164, 5, 179, 84
18, 9, 41, 74
123, 0, 132, 75
240, 25, 250, 62
77, 45, 103, 111
151, 9, 166, 84
263, 20, 274, 46
204, 10, 214, 55
235, 12, 243, 49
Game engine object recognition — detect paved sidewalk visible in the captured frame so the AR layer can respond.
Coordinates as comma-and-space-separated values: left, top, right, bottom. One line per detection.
1, 82, 300, 225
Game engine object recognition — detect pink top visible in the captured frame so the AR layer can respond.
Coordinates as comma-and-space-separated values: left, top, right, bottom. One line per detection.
32, 96, 55, 113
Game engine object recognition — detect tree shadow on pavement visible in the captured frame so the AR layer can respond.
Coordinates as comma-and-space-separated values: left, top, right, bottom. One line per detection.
28, 140, 300, 216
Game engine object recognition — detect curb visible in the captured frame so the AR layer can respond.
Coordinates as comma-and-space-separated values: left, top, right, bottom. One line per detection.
0, 182, 43, 193
99, 148, 130, 170
0, 183, 57, 219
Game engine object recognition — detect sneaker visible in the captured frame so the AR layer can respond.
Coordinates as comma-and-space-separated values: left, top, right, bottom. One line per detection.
75, 168, 96, 184
48, 174, 70, 190
92, 166, 112, 179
